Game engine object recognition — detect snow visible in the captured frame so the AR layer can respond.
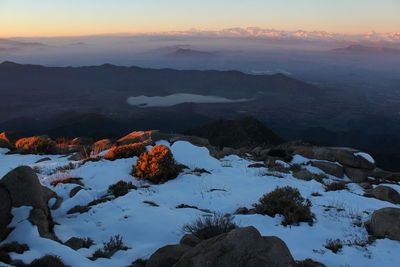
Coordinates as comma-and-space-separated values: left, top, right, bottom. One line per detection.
0, 141, 399, 267
354, 152, 375, 164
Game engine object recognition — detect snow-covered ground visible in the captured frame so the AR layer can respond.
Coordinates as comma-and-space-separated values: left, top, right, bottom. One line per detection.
0, 142, 399, 267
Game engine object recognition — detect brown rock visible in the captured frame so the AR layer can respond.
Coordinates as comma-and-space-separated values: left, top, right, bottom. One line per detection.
0, 186, 12, 241
371, 186, 400, 204
345, 167, 369, 183
174, 226, 296, 267
69, 186, 83, 198
65, 237, 85, 250
180, 234, 201, 247
35, 157, 51, 163
1, 166, 47, 210
293, 169, 314, 181
92, 139, 113, 154
118, 130, 158, 145
293, 146, 375, 170
310, 161, 344, 178
368, 207, 400, 241
146, 244, 190, 267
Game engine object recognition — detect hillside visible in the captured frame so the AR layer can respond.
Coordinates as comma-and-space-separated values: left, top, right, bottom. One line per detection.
0, 130, 399, 267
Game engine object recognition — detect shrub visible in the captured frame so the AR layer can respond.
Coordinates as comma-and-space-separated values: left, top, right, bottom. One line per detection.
108, 181, 137, 197
29, 255, 70, 267
50, 176, 83, 186
0, 242, 29, 254
253, 186, 314, 226
103, 143, 146, 160
325, 182, 347, 192
15, 136, 57, 154
91, 235, 128, 260
133, 144, 181, 184
182, 213, 238, 240
324, 238, 343, 253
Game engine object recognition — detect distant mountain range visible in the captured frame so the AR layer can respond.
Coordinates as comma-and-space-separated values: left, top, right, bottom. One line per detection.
158, 27, 400, 43
0, 38, 46, 51
332, 44, 400, 54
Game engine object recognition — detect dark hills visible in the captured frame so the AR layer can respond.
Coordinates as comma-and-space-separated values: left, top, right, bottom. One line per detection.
184, 117, 284, 149
332, 44, 400, 54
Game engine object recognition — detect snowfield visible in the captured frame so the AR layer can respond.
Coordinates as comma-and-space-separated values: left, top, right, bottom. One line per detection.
0, 141, 399, 267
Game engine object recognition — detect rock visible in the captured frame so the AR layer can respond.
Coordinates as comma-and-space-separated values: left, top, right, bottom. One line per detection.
367, 207, 400, 241
69, 186, 83, 198
234, 207, 249, 214
345, 167, 368, 183
296, 258, 326, 267
0, 186, 12, 241
0, 166, 47, 209
293, 169, 314, 181
35, 157, 51, 163
310, 161, 344, 178
92, 139, 113, 154
118, 130, 158, 145
146, 244, 190, 267
28, 208, 54, 239
293, 146, 375, 170
0, 166, 58, 240
180, 234, 201, 247
371, 186, 400, 204
65, 237, 85, 250
41, 186, 62, 210
174, 226, 296, 267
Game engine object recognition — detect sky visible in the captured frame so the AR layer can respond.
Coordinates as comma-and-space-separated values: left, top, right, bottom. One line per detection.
0, 0, 399, 37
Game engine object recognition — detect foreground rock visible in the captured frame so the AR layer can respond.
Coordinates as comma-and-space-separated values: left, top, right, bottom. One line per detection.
147, 226, 297, 267
367, 207, 400, 241
0, 166, 60, 241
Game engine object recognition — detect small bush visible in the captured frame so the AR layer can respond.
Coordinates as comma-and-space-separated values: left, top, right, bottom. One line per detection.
325, 182, 347, 192
91, 235, 128, 260
15, 136, 57, 154
88, 196, 113, 206
133, 144, 181, 184
0, 242, 29, 254
50, 177, 83, 186
29, 255, 70, 267
253, 186, 314, 226
108, 181, 137, 197
104, 143, 146, 160
324, 238, 343, 253
182, 213, 238, 240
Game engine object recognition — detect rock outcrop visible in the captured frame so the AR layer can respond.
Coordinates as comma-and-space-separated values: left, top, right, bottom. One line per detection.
0, 166, 60, 241
146, 226, 297, 267
367, 207, 400, 241
370, 186, 400, 204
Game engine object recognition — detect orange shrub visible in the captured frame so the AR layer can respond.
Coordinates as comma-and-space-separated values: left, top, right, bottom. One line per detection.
103, 143, 146, 160
133, 144, 180, 184
15, 136, 57, 154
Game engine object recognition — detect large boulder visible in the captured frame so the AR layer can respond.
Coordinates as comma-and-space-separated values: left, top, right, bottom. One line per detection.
0, 166, 58, 240
1, 166, 47, 209
0, 186, 12, 241
367, 208, 400, 241
370, 186, 400, 204
293, 147, 375, 170
146, 245, 190, 267
174, 226, 296, 267
344, 167, 369, 183
117, 130, 158, 145
310, 161, 344, 178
